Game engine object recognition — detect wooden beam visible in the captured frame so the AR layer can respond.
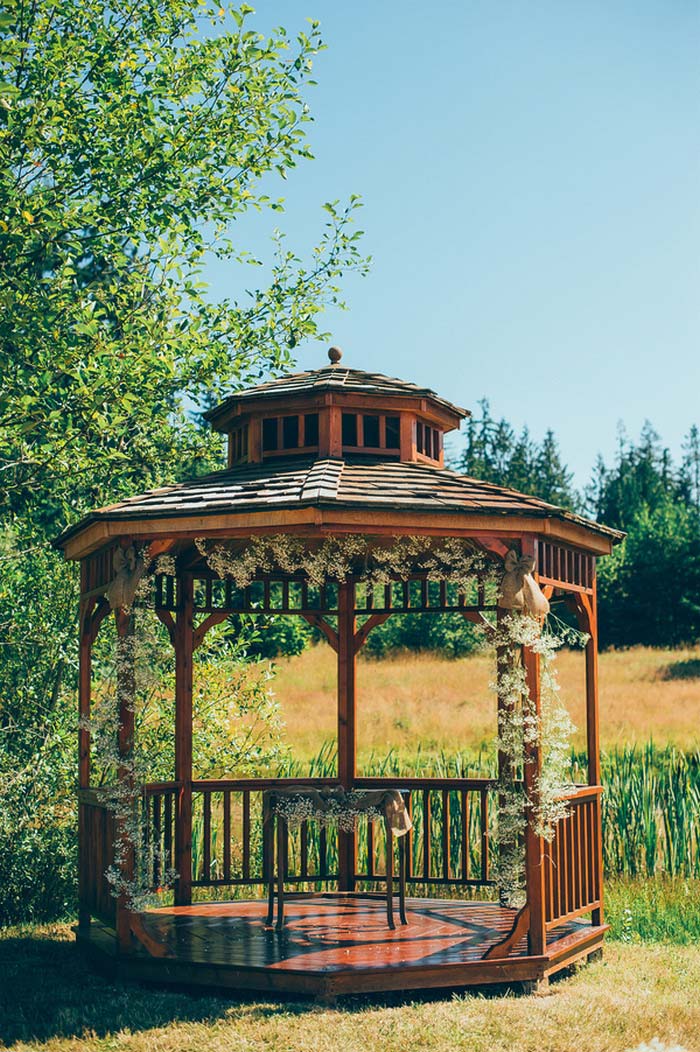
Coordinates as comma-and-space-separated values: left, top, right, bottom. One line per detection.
174, 574, 194, 906
62, 510, 615, 562
337, 581, 356, 891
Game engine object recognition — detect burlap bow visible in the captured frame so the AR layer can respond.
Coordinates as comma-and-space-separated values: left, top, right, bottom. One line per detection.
497, 549, 550, 617
105, 544, 148, 611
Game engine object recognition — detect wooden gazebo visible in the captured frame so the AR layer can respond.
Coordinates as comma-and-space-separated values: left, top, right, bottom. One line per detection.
57, 349, 621, 1000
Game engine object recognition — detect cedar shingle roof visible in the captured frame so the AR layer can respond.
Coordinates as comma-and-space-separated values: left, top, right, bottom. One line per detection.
55, 456, 622, 546
204, 366, 468, 427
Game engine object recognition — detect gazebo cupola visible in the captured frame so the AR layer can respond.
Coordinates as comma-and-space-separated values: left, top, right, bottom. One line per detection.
205, 347, 467, 469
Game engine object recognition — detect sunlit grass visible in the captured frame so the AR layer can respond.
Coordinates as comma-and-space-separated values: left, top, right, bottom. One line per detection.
1, 924, 699, 1052
271, 644, 700, 764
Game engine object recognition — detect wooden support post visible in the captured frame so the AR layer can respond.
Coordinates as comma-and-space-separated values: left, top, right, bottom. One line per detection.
174, 573, 194, 906
337, 580, 357, 891
78, 593, 93, 932
574, 578, 604, 925
115, 608, 136, 953
521, 536, 547, 957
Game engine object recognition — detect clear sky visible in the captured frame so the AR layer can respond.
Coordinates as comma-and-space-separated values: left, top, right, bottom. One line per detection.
204, 1, 700, 488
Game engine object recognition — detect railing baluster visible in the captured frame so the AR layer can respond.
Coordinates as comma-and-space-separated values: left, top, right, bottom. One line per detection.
300, 820, 308, 880
442, 789, 450, 880
223, 789, 231, 883
153, 795, 162, 886
480, 788, 489, 882
164, 792, 173, 873
319, 825, 328, 880
203, 791, 211, 881
423, 790, 431, 880
367, 816, 374, 878
461, 790, 469, 881
242, 790, 251, 882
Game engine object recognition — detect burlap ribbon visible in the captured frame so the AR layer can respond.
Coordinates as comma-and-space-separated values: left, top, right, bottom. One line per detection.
270, 786, 412, 836
104, 544, 148, 611
497, 549, 550, 618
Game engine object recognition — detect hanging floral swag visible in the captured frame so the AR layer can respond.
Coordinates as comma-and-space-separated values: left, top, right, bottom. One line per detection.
194, 534, 503, 594
491, 611, 588, 908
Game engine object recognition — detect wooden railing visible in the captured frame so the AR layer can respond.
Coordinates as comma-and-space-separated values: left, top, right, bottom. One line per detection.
543, 786, 603, 930
78, 790, 118, 925
354, 778, 494, 886
139, 777, 497, 893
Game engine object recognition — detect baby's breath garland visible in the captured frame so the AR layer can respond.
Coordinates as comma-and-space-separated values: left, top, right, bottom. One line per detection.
194, 534, 501, 593
491, 612, 586, 907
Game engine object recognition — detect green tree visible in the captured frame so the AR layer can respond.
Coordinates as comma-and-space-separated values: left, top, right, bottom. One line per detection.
0, 0, 367, 530
597, 498, 700, 648
458, 400, 579, 509
0, 0, 366, 923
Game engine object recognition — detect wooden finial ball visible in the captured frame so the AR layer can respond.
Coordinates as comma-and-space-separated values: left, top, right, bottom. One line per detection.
328, 346, 343, 365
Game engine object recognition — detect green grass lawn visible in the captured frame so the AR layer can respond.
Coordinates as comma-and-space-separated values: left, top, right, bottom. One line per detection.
2, 881, 699, 1052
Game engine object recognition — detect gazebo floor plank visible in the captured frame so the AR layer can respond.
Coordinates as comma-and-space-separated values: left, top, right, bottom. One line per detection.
76, 895, 607, 997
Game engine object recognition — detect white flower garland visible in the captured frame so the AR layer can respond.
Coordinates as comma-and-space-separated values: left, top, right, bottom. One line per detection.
194, 534, 501, 594
490, 612, 585, 907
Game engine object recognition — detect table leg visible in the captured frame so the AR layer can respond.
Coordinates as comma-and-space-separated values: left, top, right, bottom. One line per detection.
265, 810, 275, 927
386, 822, 395, 930
276, 815, 286, 931
399, 834, 407, 925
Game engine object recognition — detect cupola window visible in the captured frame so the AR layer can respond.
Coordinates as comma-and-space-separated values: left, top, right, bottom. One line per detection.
230, 424, 249, 464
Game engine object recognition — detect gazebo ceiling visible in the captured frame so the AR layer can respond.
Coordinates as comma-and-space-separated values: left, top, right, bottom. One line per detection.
55, 453, 623, 559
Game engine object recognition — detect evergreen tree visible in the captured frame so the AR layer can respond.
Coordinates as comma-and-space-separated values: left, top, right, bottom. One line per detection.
458, 401, 579, 510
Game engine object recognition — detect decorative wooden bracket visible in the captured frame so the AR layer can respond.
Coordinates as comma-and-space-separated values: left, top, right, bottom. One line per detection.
155, 608, 176, 646
193, 611, 230, 652
128, 913, 173, 958
482, 904, 530, 960
474, 536, 512, 559
563, 590, 594, 632
301, 612, 339, 652
81, 596, 111, 644
354, 612, 392, 653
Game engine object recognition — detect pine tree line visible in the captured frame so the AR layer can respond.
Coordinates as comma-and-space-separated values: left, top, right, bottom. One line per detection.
457, 405, 700, 649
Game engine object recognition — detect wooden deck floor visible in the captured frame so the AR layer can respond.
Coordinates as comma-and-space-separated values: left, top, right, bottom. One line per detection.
79, 896, 607, 999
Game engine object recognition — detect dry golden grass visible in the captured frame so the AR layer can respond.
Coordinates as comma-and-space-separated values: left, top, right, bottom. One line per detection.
272, 644, 700, 764
2, 925, 699, 1052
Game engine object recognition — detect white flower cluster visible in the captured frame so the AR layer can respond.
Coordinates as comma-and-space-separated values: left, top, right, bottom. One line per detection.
274, 794, 383, 833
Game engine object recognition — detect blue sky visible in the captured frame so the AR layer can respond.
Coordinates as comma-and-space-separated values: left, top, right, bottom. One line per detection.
205, 1, 700, 487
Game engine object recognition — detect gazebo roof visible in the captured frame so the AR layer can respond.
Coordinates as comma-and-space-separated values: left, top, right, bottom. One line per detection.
55, 454, 622, 551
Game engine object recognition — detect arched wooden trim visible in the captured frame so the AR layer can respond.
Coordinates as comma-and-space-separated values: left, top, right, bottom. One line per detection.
482, 904, 530, 960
